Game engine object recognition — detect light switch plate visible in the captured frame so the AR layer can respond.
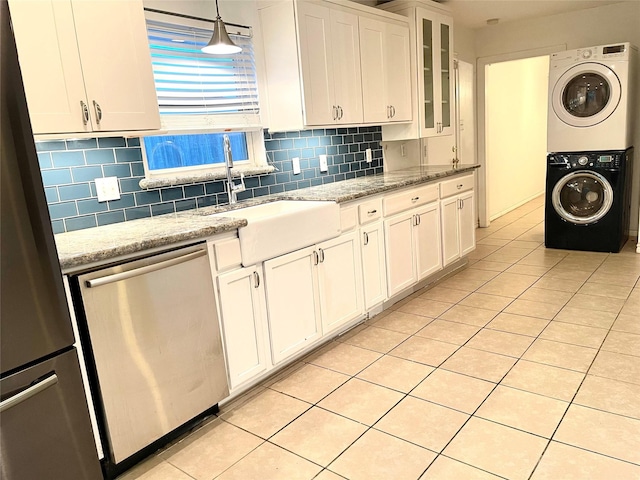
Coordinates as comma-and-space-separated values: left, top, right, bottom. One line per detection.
365, 148, 372, 163
319, 154, 328, 172
95, 176, 120, 202
292, 157, 301, 175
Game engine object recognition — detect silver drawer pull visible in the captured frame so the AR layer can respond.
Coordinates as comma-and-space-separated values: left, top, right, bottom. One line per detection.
411, 196, 420, 202
93, 100, 102, 125
253, 271, 260, 288
0, 374, 58, 413
457, 184, 463, 189
367, 209, 377, 215
86, 249, 207, 288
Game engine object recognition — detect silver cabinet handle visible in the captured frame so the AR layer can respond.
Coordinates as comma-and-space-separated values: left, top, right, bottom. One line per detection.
416, 214, 421, 225
338, 106, 343, 120
319, 248, 325, 263
411, 196, 420, 202
0, 374, 58, 413
93, 100, 102, 125
253, 271, 260, 288
313, 250, 319, 265
86, 249, 207, 288
457, 184, 463, 189
367, 209, 377, 215
332, 106, 338, 121
363, 232, 369, 246
386, 105, 390, 118
80, 101, 89, 125
391, 105, 396, 118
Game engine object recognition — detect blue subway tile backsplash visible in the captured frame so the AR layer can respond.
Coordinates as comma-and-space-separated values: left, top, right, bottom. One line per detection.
37, 127, 384, 233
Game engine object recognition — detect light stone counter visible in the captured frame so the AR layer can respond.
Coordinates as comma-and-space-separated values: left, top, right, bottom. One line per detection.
56, 164, 479, 271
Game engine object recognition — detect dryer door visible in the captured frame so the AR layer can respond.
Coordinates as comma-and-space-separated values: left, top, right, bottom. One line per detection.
551, 62, 621, 127
552, 171, 614, 225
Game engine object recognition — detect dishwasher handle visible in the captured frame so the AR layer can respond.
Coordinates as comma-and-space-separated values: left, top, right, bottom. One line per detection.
86, 249, 207, 288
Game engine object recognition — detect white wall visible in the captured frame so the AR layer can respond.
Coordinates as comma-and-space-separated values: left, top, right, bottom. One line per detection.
474, 1, 640, 232
485, 56, 548, 219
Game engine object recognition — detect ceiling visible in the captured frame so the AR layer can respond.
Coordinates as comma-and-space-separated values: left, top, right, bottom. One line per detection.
356, 0, 629, 29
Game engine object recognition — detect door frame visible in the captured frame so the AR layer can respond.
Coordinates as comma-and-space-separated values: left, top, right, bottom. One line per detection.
476, 44, 565, 227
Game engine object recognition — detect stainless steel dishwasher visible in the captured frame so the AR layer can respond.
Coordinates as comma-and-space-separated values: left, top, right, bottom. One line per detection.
75, 244, 228, 471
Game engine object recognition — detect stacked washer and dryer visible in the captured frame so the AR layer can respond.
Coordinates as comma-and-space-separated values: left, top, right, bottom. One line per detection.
545, 43, 638, 253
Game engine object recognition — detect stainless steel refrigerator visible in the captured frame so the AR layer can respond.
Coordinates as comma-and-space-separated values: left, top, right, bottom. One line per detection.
0, 2, 103, 478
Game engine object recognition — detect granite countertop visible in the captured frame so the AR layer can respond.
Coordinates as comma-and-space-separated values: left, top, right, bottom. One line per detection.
56, 164, 479, 272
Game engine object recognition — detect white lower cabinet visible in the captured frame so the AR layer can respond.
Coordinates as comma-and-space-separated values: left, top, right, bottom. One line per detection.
263, 246, 321, 365
360, 222, 387, 309
263, 232, 364, 364
384, 198, 442, 297
216, 265, 269, 390
317, 232, 364, 335
384, 212, 417, 297
414, 202, 443, 279
440, 175, 476, 267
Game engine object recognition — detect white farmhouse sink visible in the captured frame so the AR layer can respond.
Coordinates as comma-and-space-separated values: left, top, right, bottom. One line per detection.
210, 201, 341, 265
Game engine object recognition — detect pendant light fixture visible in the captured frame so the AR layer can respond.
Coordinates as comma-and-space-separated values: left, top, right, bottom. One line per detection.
202, 0, 242, 54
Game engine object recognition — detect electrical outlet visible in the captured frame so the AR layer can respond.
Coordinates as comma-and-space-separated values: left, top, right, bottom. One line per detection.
365, 148, 372, 163
292, 157, 301, 175
95, 176, 120, 202
319, 154, 328, 172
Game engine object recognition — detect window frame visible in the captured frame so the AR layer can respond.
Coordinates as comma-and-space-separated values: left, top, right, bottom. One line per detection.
141, 9, 266, 183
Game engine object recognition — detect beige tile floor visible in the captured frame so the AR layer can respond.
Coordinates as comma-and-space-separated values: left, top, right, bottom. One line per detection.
120, 196, 640, 480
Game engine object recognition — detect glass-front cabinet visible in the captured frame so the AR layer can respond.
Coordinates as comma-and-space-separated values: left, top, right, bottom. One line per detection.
378, 0, 454, 140
418, 8, 453, 137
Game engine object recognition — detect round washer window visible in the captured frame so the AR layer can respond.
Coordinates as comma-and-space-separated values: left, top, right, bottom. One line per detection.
562, 73, 610, 118
552, 171, 613, 225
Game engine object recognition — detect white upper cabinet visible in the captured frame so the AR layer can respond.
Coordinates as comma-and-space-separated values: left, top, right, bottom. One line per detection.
10, 0, 160, 135
359, 17, 411, 124
297, 2, 363, 125
259, 0, 411, 132
378, 0, 454, 140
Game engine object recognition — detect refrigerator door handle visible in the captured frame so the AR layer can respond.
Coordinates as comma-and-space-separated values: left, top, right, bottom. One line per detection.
0, 373, 58, 413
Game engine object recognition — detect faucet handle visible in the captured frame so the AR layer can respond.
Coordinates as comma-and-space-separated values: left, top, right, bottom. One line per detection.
234, 173, 246, 192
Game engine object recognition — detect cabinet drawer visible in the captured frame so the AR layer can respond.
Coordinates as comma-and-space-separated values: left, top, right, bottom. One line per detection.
440, 174, 474, 198
340, 205, 358, 232
358, 198, 383, 224
383, 183, 439, 216
214, 238, 242, 272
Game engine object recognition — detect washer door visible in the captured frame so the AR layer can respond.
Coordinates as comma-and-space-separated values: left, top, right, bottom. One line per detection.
552, 171, 613, 225
551, 62, 621, 127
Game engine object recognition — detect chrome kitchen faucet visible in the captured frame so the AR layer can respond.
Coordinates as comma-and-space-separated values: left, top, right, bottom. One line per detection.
223, 134, 245, 204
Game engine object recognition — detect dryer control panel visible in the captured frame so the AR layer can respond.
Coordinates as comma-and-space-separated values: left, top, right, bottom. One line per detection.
551, 42, 632, 64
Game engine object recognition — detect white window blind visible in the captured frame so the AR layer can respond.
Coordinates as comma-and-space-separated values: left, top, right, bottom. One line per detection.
145, 10, 261, 130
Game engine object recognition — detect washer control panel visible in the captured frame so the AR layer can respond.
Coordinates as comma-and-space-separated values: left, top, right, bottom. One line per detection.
548, 152, 624, 169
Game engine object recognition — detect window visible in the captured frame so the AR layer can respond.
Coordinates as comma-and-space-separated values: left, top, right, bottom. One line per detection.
144, 132, 249, 171
141, 9, 266, 182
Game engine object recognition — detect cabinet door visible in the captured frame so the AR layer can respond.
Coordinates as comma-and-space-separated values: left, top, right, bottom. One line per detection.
217, 267, 268, 390
317, 232, 364, 334
359, 16, 387, 123
297, 1, 335, 125
9, 0, 89, 134
438, 14, 454, 136
72, 0, 160, 132
384, 212, 416, 298
414, 202, 442, 280
458, 190, 476, 257
263, 247, 321, 364
331, 9, 363, 124
384, 22, 412, 122
361, 223, 388, 309
417, 8, 437, 137
440, 195, 461, 266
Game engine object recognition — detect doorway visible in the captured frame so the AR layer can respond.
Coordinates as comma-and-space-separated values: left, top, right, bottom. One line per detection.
476, 44, 565, 227
485, 55, 548, 220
